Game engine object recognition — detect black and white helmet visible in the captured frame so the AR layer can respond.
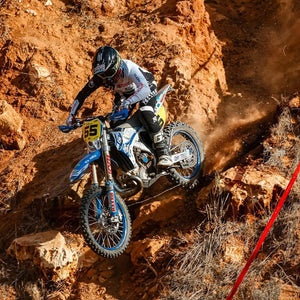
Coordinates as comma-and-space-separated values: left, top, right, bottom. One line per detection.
92, 46, 121, 79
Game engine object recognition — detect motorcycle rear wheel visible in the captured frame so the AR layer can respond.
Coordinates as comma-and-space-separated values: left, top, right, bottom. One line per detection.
164, 122, 205, 190
80, 186, 132, 258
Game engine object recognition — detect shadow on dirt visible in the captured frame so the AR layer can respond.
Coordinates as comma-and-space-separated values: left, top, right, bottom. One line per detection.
0, 138, 86, 251
15, 138, 85, 206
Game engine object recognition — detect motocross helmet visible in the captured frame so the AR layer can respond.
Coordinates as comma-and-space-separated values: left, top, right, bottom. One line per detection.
92, 46, 121, 80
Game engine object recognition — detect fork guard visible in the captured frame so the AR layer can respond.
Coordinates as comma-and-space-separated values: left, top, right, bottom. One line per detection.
70, 151, 101, 183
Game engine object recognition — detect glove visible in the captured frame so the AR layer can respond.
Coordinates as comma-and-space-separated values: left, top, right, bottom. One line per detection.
66, 114, 75, 126
110, 108, 129, 121
119, 99, 130, 110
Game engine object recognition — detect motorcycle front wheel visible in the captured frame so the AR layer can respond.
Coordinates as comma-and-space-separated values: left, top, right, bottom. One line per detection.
164, 121, 205, 190
80, 186, 132, 258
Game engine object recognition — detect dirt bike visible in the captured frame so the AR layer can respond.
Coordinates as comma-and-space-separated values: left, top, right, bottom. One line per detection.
59, 84, 205, 258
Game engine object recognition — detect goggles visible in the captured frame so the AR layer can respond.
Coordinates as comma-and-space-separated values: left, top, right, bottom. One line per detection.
96, 66, 118, 79
94, 56, 121, 79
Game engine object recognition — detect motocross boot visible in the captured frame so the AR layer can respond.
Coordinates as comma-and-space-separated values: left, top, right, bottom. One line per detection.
153, 131, 173, 167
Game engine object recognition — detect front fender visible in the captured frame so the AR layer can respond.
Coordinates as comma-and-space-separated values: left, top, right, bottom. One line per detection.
70, 151, 101, 183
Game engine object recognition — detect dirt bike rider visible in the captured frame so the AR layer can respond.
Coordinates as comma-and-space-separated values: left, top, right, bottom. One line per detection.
66, 45, 172, 167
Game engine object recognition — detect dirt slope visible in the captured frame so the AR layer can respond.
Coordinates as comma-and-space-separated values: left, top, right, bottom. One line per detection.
0, 0, 299, 299
0, 0, 227, 206
0, 1, 228, 298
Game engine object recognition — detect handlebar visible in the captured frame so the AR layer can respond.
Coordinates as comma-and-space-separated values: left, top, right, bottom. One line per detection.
58, 111, 123, 134
58, 124, 77, 133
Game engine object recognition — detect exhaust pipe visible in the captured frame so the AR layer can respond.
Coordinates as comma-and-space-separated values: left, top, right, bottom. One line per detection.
114, 174, 143, 198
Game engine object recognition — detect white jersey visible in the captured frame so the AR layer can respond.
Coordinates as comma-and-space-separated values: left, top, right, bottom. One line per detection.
72, 59, 157, 115
114, 59, 157, 106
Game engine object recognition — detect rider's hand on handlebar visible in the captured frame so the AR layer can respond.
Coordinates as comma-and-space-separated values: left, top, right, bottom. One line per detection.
66, 114, 76, 126
119, 99, 130, 110
109, 99, 131, 122
66, 114, 82, 128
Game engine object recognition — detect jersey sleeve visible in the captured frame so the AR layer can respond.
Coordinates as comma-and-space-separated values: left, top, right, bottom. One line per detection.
125, 62, 152, 105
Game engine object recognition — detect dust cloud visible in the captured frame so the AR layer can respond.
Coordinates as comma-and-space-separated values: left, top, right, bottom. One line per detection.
193, 0, 300, 174
201, 103, 275, 173
259, 0, 300, 94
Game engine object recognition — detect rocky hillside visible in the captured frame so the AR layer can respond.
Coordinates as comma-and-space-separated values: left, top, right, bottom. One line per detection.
0, 0, 227, 204
0, 0, 299, 299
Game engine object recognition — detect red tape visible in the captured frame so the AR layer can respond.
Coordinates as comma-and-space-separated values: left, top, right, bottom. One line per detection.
226, 162, 300, 300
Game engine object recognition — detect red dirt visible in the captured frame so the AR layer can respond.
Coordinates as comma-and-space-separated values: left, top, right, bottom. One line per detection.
0, 0, 299, 299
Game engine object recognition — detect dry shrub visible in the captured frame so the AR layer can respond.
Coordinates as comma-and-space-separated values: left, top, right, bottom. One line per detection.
160, 188, 251, 300
239, 200, 300, 299
263, 106, 300, 199
289, 142, 300, 199
248, 278, 281, 300
160, 183, 299, 300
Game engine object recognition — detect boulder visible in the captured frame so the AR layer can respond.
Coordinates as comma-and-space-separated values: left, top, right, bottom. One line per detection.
0, 100, 26, 150
221, 165, 288, 206
7, 231, 77, 281
7, 231, 99, 282
196, 164, 289, 217
28, 62, 51, 86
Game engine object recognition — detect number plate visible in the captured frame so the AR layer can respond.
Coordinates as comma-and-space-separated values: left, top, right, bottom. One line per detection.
156, 105, 166, 127
82, 119, 102, 142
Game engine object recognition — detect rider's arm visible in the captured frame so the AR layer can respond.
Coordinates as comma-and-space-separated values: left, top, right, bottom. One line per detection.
70, 75, 103, 116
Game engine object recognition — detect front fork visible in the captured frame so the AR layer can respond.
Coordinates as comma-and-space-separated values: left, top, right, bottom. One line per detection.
88, 129, 118, 217
90, 163, 98, 186
101, 129, 119, 217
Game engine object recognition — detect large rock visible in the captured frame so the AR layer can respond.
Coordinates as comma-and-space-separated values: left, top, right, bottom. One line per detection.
0, 100, 26, 150
196, 164, 289, 217
151, 0, 228, 129
7, 231, 98, 282
28, 62, 51, 86
7, 231, 77, 281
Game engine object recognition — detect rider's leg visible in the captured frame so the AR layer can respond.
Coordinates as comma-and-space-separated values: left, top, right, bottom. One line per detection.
152, 129, 173, 167
139, 97, 172, 167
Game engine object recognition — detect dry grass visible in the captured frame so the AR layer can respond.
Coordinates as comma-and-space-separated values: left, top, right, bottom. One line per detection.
160, 173, 300, 299
263, 106, 300, 199
263, 108, 293, 170
160, 189, 250, 300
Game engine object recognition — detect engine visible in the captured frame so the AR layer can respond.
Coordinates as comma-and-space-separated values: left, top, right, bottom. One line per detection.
134, 148, 154, 180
